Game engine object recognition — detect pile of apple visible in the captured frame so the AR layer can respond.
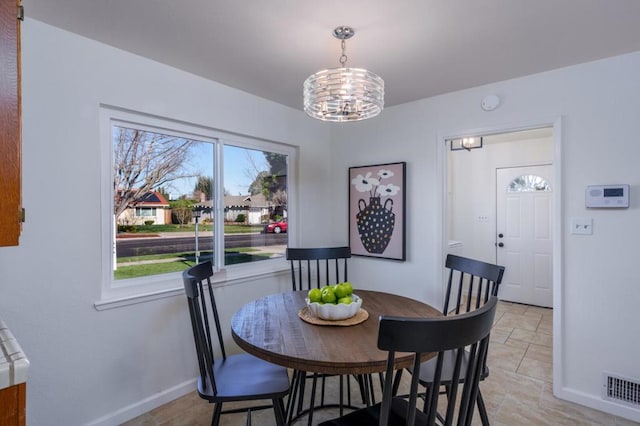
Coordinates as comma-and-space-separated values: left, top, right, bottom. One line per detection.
307, 281, 354, 305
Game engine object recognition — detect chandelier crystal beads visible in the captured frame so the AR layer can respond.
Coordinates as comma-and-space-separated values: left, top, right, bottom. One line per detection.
303, 26, 384, 122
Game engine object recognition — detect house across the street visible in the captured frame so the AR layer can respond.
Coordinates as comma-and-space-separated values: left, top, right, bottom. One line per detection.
224, 193, 280, 224
117, 191, 171, 226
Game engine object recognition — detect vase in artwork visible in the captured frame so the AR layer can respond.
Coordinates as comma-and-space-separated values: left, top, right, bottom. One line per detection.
356, 196, 395, 254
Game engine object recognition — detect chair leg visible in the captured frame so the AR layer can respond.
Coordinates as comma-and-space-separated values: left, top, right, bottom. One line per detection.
366, 374, 375, 404
358, 374, 374, 405
296, 371, 307, 416
285, 371, 299, 423
286, 370, 307, 424
339, 374, 344, 416
211, 402, 223, 426
272, 398, 286, 426
321, 375, 327, 406
246, 408, 251, 426
307, 373, 319, 426
477, 390, 490, 426
392, 369, 404, 396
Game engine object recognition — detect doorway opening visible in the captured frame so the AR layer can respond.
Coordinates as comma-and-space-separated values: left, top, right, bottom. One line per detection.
438, 120, 563, 399
445, 127, 553, 281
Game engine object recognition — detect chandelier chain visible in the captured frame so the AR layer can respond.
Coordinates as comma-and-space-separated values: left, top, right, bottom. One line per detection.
339, 39, 348, 66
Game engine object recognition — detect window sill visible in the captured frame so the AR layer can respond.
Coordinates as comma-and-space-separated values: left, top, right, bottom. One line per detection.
94, 259, 290, 311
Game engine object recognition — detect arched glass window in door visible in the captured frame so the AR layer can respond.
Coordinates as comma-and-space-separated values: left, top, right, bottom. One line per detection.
508, 174, 551, 192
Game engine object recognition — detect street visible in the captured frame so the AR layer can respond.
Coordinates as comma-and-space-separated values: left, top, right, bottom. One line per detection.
116, 233, 287, 257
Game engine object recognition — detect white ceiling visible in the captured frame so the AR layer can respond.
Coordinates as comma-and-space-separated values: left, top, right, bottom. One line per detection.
25, 0, 640, 110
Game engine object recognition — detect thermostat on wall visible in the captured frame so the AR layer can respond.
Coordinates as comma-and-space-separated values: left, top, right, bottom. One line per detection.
585, 184, 629, 208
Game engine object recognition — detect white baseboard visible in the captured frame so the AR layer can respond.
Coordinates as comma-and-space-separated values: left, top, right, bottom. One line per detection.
83, 378, 197, 426
555, 386, 640, 423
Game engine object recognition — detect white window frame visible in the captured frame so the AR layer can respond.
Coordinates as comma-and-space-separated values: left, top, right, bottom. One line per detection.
96, 105, 297, 310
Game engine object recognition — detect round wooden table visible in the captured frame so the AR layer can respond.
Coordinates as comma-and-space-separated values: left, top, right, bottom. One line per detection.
231, 289, 441, 375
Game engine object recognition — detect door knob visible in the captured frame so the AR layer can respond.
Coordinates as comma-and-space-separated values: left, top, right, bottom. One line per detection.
498, 242, 504, 247
498, 233, 504, 238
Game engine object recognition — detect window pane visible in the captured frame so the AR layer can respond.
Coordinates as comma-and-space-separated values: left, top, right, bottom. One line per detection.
113, 125, 213, 280
223, 145, 288, 264
508, 174, 551, 192
135, 207, 157, 217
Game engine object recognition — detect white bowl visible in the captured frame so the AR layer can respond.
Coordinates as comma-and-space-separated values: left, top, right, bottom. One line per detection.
305, 294, 362, 320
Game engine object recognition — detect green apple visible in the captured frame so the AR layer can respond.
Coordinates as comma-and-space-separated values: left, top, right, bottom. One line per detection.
334, 283, 350, 299
321, 287, 337, 304
338, 296, 353, 305
308, 288, 322, 303
342, 281, 353, 296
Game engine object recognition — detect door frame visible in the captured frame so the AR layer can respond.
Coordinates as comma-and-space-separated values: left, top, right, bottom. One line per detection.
436, 117, 563, 396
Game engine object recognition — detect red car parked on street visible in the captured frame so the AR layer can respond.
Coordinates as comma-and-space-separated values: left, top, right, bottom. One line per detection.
264, 218, 287, 233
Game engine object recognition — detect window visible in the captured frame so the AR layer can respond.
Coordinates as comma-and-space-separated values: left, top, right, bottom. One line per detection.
99, 107, 296, 307
507, 175, 551, 192
135, 207, 157, 217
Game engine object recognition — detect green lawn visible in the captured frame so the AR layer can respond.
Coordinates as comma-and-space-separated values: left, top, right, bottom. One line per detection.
114, 248, 276, 280
115, 260, 197, 279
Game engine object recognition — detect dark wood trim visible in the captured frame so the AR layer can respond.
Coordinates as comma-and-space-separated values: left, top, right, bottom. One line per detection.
0, 382, 26, 425
0, 0, 22, 246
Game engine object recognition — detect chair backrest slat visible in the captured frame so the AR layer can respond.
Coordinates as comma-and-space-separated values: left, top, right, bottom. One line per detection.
286, 247, 351, 291
444, 254, 505, 315
183, 261, 224, 396
443, 348, 465, 424
377, 297, 499, 426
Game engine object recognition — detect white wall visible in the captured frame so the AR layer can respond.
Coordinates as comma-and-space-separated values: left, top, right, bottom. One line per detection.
3, 17, 640, 425
0, 19, 334, 425
330, 52, 640, 421
448, 135, 553, 262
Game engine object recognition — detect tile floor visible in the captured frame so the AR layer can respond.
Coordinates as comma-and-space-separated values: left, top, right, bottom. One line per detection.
123, 301, 638, 425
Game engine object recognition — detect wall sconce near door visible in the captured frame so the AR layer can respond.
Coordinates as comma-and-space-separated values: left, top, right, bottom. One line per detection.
449, 137, 483, 151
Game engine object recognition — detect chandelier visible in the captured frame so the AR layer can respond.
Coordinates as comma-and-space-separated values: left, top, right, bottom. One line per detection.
303, 26, 384, 122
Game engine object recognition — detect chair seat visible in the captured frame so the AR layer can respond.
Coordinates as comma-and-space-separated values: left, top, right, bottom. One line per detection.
319, 397, 430, 426
413, 349, 489, 386
197, 353, 290, 402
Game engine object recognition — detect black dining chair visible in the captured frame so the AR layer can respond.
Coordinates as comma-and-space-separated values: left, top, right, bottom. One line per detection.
182, 261, 290, 426
319, 296, 499, 426
286, 247, 373, 424
396, 254, 505, 425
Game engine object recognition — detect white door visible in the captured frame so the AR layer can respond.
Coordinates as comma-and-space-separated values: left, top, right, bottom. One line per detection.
496, 165, 553, 307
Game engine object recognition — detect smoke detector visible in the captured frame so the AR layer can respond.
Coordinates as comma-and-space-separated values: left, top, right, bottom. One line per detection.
481, 95, 500, 111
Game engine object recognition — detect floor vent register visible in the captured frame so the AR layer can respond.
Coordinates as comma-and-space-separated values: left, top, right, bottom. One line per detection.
603, 372, 640, 407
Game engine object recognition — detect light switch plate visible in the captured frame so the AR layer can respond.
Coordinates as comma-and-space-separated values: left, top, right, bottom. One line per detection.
570, 218, 593, 235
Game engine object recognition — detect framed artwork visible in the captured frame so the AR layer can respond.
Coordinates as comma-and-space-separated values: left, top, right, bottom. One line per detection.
349, 162, 406, 261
